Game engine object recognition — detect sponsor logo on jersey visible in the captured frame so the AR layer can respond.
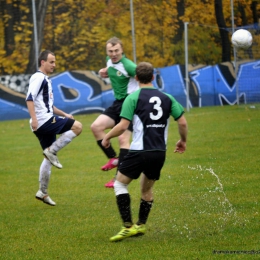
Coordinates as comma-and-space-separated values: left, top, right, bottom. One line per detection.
146, 124, 165, 128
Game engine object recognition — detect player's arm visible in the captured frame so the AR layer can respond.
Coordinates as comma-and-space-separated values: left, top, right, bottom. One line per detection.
98, 67, 109, 78
102, 118, 130, 148
26, 74, 43, 130
53, 106, 74, 119
174, 115, 188, 153
26, 100, 38, 130
165, 93, 188, 153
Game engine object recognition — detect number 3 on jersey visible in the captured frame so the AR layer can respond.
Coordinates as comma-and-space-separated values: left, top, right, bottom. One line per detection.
149, 96, 163, 120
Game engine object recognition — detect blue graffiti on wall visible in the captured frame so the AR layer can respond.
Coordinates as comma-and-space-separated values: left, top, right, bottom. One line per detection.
0, 60, 259, 121
51, 71, 114, 114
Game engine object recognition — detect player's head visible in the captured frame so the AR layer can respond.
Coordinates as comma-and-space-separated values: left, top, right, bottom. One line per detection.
106, 37, 123, 63
38, 50, 55, 75
136, 62, 154, 84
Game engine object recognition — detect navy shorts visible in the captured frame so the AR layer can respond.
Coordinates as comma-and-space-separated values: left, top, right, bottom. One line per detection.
34, 116, 75, 150
118, 151, 166, 180
103, 99, 133, 131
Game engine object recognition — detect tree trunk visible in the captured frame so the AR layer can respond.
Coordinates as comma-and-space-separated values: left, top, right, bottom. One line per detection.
251, 1, 259, 34
26, 0, 49, 74
214, 0, 231, 62
172, 0, 185, 60
238, 2, 253, 59
238, 2, 248, 25
173, 0, 185, 43
2, 2, 15, 57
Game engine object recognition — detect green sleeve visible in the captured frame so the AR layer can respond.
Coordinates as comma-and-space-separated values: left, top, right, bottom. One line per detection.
121, 58, 136, 77
120, 90, 141, 121
165, 93, 185, 120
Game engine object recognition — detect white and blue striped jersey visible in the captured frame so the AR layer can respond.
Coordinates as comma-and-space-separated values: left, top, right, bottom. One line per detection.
26, 71, 54, 128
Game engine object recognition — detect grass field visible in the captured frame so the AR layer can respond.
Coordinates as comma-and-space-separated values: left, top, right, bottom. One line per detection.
0, 104, 259, 260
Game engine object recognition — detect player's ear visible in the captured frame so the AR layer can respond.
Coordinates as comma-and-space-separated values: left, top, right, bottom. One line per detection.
135, 75, 139, 81
152, 75, 154, 81
40, 59, 45, 67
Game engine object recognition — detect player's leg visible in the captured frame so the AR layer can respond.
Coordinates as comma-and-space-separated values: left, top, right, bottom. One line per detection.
135, 151, 165, 234
91, 114, 118, 170
33, 131, 57, 205
109, 152, 143, 242
134, 174, 155, 234
109, 172, 137, 241
105, 129, 131, 188
42, 118, 82, 168
48, 119, 82, 154
35, 158, 56, 206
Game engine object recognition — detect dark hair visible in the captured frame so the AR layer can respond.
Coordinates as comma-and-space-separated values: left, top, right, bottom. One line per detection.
136, 62, 154, 84
38, 50, 55, 67
106, 37, 123, 48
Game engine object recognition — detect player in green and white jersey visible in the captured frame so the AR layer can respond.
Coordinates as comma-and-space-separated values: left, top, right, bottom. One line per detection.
91, 37, 139, 188
102, 62, 188, 242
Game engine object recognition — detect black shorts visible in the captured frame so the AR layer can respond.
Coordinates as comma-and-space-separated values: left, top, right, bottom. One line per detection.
118, 151, 166, 180
103, 99, 133, 131
34, 116, 75, 150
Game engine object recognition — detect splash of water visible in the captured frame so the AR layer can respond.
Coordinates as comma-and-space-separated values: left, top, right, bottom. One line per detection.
188, 165, 236, 216
170, 164, 248, 239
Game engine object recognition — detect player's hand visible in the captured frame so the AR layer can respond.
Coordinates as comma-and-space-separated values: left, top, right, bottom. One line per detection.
65, 113, 74, 119
99, 68, 108, 78
102, 138, 110, 148
174, 140, 186, 154
31, 119, 38, 131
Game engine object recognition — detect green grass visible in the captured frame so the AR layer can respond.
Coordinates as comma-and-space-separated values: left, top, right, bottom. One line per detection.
0, 104, 260, 260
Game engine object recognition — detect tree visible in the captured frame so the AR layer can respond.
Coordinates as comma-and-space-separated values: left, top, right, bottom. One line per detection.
0, 0, 259, 74
214, 0, 231, 62
26, 0, 49, 74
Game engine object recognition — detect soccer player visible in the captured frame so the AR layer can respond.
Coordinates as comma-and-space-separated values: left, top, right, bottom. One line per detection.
102, 61, 188, 242
91, 37, 139, 188
26, 50, 82, 206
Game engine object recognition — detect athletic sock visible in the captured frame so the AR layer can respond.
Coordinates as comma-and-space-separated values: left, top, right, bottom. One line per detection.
97, 139, 117, 158
136, 199, 154, 225
49, 130, 76, 153
39, 158, 52, 194
116, 193, 133, 227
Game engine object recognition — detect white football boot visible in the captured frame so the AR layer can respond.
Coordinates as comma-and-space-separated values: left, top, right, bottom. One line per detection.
35, 190, 56, 206
43, 148, 62, 169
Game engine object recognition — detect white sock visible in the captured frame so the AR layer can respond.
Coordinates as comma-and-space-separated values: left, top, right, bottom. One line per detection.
39, 158, 52, 194
114, 180, 129, 196
49, 130, 76, 153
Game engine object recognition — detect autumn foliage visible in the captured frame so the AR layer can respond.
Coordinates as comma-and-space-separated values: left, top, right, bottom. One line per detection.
0, 0, 260, 75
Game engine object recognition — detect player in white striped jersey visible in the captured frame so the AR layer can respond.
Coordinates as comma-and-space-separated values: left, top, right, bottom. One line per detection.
26, 50, 82, 206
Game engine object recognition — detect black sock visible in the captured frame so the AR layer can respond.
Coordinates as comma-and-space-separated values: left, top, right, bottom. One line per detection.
136, 199, 153, 225
97, 140, 117, 158
116, 193, 133, 227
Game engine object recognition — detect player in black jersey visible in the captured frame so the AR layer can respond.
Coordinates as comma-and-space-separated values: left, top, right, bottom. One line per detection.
102, 61, 188, 242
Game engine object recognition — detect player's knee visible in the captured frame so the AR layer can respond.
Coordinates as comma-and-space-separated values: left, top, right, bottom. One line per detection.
90, 121, 103, 133
114, 180, 129, 196
73, 121, 83, 135
90, 121, 97, 133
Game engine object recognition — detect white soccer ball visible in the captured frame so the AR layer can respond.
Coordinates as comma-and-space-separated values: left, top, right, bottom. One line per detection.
231, 29, 253, 49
